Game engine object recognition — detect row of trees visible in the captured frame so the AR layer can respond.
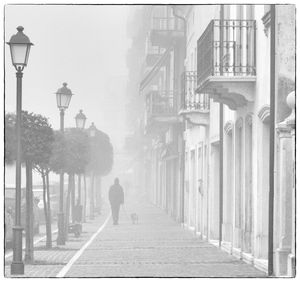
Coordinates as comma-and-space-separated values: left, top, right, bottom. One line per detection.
5, 111, 113, 262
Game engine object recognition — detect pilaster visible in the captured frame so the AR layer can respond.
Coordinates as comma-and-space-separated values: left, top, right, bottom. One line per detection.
274, 91, 295, 277
274, 122, 292, 276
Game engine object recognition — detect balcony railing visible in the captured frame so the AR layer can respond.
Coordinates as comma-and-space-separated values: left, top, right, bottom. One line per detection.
146, 91, 177, 117
145, 36, 165, 56
197, 19, 256, 87
151, 17, 184, 32
181, 71, 210, 111
146, 45, 165, 56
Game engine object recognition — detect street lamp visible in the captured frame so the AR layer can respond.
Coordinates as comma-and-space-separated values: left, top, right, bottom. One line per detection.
55, 82, 73, 245
89, 123, 97, 219
75, 109, 87, 129
89, 122, 97, 137
7, 26, 33, 275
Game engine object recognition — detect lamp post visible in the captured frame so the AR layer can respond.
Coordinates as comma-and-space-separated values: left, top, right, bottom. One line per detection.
75, 109, 87, 130
89, 122, 97, 137
75, 110, 86, 210
7, 26, 33, 275
55, 82, 73, 245
89, 122, 97, 220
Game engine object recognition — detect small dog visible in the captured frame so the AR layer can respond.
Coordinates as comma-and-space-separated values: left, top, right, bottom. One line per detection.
130, 213, 139, 224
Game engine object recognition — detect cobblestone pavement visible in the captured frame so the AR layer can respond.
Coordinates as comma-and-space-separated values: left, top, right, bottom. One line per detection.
4, 207, 110, 278
63, 196, 266, 278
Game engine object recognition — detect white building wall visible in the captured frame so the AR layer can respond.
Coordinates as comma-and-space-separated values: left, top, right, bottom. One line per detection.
183, 5, 219, 233
184, 4, 278, 274
144, 4, 295, 277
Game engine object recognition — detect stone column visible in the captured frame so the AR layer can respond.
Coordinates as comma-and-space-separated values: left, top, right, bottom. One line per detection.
285, 91, 295, 277
222, 121, 234, 245
274, 123, 293, 276
274, 91, 295, 277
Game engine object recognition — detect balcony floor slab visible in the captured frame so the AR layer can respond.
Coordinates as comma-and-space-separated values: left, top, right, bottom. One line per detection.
197, 76, 256, 110
178, 109, 210, 126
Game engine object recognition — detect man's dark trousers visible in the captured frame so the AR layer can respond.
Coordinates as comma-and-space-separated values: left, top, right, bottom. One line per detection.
111, 204, 121, 224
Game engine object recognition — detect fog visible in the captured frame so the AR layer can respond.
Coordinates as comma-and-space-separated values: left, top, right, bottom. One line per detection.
4, 4, 296, 278
5, 5, 136, 186
5, 4, 131, 150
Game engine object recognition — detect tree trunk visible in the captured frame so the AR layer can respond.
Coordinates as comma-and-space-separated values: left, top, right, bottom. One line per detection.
95, 177, 102, 214
78, 174, 81, 204
65, 173, 74, 240
90, 172, 95, 220
45, 171, 52, 248
83, 174, 87, 223
42, 172, 49, 247
71, 174, 75, 223
25, 161, 34, 263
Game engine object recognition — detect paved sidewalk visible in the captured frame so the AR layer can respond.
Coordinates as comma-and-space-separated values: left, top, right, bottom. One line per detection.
5, 197, 267, 278
5, 206, 110, 278
63, 197, 266, 278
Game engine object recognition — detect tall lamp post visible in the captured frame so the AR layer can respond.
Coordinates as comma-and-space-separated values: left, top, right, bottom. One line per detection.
75, 110, 87, 206
89, 122, 97, 220
55, 82, 73, 245
7, 26, 33, 275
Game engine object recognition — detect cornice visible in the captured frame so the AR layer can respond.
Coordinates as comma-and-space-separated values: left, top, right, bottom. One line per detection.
224, 120, 234, 135
262, 10, 271, 37
258, 104, 270, 123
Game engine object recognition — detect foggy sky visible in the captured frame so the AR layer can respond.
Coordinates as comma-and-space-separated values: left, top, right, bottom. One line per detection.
5, 4, 132, 150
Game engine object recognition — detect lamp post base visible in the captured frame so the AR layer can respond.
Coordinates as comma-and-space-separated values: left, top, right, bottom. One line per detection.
11, 225, 24, 275
56, 212, 65, 245
11, 261, 24, 275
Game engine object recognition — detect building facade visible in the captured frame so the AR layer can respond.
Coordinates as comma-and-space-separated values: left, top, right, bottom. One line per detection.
126, 4, 295, 277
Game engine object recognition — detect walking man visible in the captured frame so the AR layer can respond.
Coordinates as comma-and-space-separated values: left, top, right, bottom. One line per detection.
109, 178, 124, 225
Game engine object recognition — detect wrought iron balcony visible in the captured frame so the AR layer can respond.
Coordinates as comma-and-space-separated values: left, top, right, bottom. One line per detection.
179, 71, 210, 126
147, 90, 177, 116
150, 17, 184, 47
196, 19, 256, 110
145, 43, 164, 66
144, 90, 179, 134
181, 71, 210, 111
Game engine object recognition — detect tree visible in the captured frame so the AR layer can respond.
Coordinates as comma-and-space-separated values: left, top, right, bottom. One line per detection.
87, 129, 113, 216
88, 129, 113, 177
4, 114, 16, 165
50, 128, 90, 239
50, 129, 90, 174
64, 128, 90, 230
5, 111, 54, 259
49, 131, 66, 174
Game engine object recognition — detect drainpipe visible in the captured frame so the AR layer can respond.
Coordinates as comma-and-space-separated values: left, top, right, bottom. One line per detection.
171, 6, 187, 52
268, 4, 276, 277
171, 5, 187, 224
218, 4, 224, 248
